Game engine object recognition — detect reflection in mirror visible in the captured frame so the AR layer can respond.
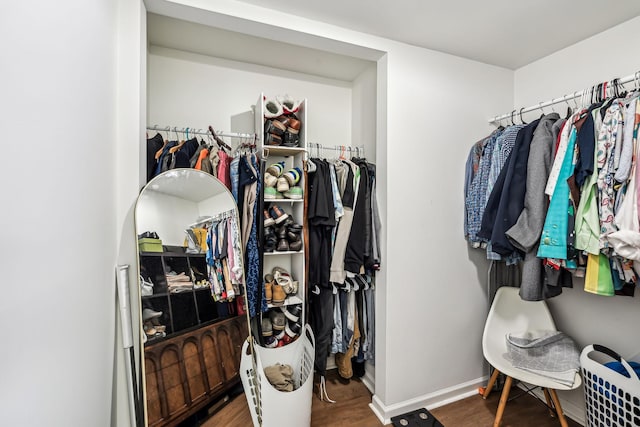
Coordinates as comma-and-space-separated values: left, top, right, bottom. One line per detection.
135, 169, 249, 426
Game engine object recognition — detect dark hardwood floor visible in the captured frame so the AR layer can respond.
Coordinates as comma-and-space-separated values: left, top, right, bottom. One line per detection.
202, 371, 582, 426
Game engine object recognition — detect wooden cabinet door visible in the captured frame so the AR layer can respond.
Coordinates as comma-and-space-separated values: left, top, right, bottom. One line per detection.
144, 354, 163, 426
215, 324, 237, 381
182, 337, 207, 404
200, 330, 225, 394
158, 345, 188, 419
228, 317, 248, 378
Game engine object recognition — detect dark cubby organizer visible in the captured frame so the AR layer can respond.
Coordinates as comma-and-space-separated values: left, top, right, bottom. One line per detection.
139, 250, 235, 344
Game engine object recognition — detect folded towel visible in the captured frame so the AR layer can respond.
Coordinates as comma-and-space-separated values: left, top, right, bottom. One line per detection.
504, 330, 580, 387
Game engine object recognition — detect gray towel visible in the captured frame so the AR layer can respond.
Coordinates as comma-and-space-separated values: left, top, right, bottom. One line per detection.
504, 330, 579, 386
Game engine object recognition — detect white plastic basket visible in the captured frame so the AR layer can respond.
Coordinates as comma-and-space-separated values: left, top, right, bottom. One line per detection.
580, 344, 640, 427
240, 324, 315, 427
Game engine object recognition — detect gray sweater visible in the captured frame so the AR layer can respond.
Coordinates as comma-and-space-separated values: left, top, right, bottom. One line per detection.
506, 113, 563, 300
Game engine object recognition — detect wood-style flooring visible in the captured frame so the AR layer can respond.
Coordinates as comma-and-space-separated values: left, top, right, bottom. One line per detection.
202, 371, 582, 426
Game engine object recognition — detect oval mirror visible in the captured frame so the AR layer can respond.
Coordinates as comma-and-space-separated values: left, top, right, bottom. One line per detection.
134, 169, 248, 426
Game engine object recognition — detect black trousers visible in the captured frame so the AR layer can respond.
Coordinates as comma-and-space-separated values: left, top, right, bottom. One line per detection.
310, 286, 334, 376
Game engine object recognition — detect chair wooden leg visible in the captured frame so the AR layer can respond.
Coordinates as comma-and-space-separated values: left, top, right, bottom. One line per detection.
493, 375, 513, 427
542, 388, 556, 417
483, 368, 501, 399
549, 389, 569, 427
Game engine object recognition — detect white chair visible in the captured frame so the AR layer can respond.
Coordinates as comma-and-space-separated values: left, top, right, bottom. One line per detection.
481, 286, 582, 427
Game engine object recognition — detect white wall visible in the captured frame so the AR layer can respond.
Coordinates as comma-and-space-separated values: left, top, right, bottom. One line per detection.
144, 1, 515, 422
514, 16, 640, 424
352, 63, 377, 156
147, 46, 353, 147
0, 1, 118, 426
383, 43, 512, 407
137, 192, 200, 246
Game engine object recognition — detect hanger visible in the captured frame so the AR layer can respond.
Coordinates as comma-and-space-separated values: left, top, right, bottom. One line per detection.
154, 125, 169, 160
563, 94, 573, 120
510, 110, 516, 126
519, 107, 527, 125
208, 126, 232, 151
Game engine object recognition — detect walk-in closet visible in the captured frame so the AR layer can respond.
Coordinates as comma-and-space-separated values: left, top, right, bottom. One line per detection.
4, 2, 640, 427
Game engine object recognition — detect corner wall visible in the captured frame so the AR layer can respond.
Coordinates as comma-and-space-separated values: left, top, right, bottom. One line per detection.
1, 1, 119, 426
514, 16, 640, 424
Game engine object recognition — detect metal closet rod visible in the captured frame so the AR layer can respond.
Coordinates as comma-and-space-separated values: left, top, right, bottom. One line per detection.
489, 71, 640, 124
308, 142, 365, 155
147, 125, 255, 139
188, 209, 235, 228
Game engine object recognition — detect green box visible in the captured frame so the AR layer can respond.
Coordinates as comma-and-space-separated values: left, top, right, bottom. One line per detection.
138, 238, 163, 253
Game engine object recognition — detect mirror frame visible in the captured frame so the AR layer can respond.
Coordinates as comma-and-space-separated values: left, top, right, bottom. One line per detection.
134, 168, 248, 426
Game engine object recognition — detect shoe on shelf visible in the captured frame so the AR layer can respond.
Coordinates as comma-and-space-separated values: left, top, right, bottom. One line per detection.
142, 308, 163, 321
287, 223, 302, 233
264, 97, 284, 118
276, 225, 287, 239
263, 209, 275, 227
271, 284, 286, 306
269, 204, 289, 224
143, 321, 157, 337
276, 176, 290, 193
286, 224, 302, 251
283, 186, 303, 200
276, 238, 290, 252
264, 186, 277, 200
283, 167, 302, 186
265, 133, 282, 146
264, 119, 286, 136
264, 172, 277, 188
282, 129, 299, 147
261, 317, 273, 337
264, 274, 274, 304
282, 304, 301, 322
270, 310, 286, 331
286, 117, 301, 131
266, 161, 285, 177
273, 267, 297, 294
276, 94, 301, 114
263, 226, 277, 252
289, 239, 302, 252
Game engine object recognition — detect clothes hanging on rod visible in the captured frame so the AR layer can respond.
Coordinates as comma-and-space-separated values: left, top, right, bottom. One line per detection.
305, 146, 380, 383
488, 72, 640, 124
465, 74, 640, 301
146, 125, 257, 184
147, 124, 264, 316
204, 212, 244, 301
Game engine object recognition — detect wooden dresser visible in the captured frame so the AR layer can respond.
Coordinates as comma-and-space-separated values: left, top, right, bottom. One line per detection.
144, 315, 248, 426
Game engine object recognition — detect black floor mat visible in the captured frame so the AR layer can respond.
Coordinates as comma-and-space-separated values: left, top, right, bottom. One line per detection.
391, 408, 444, 427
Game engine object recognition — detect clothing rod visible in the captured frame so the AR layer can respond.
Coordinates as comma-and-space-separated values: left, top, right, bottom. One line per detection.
147, 125, 255, 139
489, 71, 640, 123
308, 143, 365, 152
189, 210, 235, 228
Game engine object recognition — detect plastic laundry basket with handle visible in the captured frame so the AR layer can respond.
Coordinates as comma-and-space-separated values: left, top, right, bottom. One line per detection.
240, 324, 315, 427
580, 344, 640, 427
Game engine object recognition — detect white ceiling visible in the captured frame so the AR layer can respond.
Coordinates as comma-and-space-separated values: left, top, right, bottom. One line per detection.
233, 0, 640, 69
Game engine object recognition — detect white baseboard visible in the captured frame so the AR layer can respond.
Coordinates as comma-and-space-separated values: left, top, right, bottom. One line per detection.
518, 384, 585, 426
369, 376, 488, 425
361, 369, 375, 394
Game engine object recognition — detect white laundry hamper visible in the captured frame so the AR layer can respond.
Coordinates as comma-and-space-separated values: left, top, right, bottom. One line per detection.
240, 324, 315, 427
580, 344, 640, 427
